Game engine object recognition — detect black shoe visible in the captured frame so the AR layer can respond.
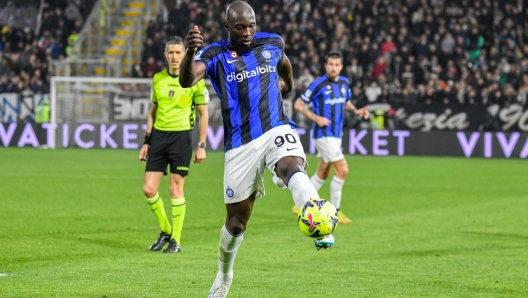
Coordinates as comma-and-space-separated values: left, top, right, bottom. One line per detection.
149, 231, 171, 251
162, 239, 181, 253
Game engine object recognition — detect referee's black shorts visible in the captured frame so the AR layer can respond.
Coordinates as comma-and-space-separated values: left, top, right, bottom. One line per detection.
145, 129, 192, 176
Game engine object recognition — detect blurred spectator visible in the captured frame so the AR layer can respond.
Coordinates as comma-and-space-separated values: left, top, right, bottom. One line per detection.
131, 59, 144, 78
142, 56, 159, 79
64, 1, 83, 25
373, 55, 388, 80
466, 26, 484, 62
142, 38, 156, 62
0, 1, 40, 32
365, 81, 382, 103
346, 57, 363, 83
297, 68, 315, 89
0, 0, 95, 95
65, 29, 79, 57
35, 99, 50, 124
370, 109, 385, 130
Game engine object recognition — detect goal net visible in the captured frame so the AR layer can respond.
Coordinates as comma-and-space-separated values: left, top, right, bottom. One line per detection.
50, 76, 222, 149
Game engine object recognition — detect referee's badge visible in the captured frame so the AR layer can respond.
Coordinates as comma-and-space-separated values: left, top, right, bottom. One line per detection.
169, 90, 174, 97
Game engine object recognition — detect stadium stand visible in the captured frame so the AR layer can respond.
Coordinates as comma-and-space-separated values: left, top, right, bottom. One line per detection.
0, 0, 96, 94
135, 0, 528, 111
1, 0, 528, 110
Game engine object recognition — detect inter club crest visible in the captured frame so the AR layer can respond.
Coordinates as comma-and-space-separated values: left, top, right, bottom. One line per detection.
261, 50, 271, 60
226, 186, 235, 198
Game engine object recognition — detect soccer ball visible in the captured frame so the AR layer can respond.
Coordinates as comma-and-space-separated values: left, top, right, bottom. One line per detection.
297, 199, 338, 238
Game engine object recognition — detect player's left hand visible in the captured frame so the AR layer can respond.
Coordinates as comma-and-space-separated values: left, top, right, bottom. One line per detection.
193, 148, 206, 163
355, 106, 370, 119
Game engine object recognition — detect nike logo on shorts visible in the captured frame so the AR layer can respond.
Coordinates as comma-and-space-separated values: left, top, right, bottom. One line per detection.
286, 148, 298, 151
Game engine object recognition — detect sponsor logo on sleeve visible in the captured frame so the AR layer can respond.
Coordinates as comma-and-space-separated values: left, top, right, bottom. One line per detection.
194, 50, 203, 61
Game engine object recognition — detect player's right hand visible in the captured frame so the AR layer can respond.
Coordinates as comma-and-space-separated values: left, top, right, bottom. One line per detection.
356, 106, 370, 119
139, 145, 149, 162
186, 25, 203, 52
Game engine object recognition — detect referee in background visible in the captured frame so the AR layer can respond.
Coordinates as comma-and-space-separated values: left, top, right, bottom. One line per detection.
139, 36, 210, 253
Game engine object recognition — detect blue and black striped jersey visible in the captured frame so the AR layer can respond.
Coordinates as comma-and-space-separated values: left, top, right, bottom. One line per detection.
300, 74, 352, 139
194, 32, 294, 152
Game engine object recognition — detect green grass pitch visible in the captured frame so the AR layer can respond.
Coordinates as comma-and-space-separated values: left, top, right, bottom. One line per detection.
0, 148, 527, 297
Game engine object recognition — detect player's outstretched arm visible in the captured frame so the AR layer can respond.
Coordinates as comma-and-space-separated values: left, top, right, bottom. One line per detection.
277, 54, 294, 96
294, 99, 331, 127
346, 101, 370, 119
180, 26, 206, 88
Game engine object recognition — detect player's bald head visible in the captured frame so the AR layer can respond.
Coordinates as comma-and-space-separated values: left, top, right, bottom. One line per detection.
224, 1, 257, 52
225, 1, 255, 24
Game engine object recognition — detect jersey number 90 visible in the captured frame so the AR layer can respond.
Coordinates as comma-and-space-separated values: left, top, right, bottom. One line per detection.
274, 133, 298, 147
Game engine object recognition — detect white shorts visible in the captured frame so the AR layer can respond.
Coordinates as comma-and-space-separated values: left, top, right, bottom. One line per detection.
223, 125, 307, 203
314, 137, 344, 163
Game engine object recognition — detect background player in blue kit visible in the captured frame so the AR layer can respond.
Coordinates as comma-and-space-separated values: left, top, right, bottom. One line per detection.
179, 1, 334, 297
292, 51, 370, 225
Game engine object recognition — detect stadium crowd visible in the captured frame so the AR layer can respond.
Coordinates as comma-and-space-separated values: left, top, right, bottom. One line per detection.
0, 0, 95, 95
137, 0, 528, 110
1, 0, 528, 111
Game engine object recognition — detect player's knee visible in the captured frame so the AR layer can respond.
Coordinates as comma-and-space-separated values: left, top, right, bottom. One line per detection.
226, 217, 246, 236
336, 166, 349, 178
169, 184, 183, 198
276, 156, 305, 181
333, 160, 349, 179
318, 170, 330, 180
143, 185, 157, 198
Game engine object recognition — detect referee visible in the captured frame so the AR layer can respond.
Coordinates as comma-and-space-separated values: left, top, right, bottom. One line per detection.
139, 36, 209, 253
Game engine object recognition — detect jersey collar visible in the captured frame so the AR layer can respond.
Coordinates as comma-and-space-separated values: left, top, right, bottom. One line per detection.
167, 69, 179, 78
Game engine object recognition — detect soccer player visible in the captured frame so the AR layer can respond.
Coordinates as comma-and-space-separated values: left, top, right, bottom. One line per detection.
292, 51, 369, 224
139, 36, 210, 253
179, 1, 334, 297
